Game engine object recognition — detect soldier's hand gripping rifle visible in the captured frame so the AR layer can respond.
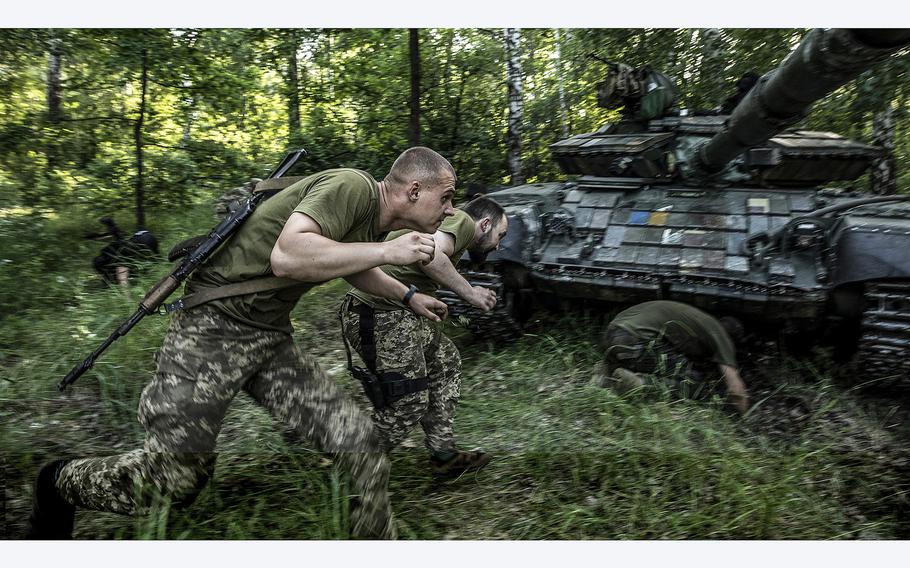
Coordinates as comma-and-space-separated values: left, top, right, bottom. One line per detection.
58, 149, 307, 391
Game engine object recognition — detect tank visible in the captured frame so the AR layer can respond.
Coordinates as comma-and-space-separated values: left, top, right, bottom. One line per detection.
441, 28, 910, 384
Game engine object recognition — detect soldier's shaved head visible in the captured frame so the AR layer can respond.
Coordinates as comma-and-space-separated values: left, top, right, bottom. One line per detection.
386, 147, 456, 188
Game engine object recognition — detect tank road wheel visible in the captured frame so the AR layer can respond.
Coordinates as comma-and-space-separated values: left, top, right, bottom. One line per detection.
852, 280, 910, 389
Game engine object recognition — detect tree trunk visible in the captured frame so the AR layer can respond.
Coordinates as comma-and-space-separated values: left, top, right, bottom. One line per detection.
697, 28, 725, 111
667, 29, 686, 99
408, 28, 421, 147
181, 98, 194, 145
505, 28, 525, 186
449, 67, 468, 152
442, 30, 454, 102
134, 49, 148, 229
676, 29, 699, 109
181, 75, 195, 146
553, 28, 569, 139
871, 105, 897, 195
46, 35, 63, 123
287, 31, 301, 142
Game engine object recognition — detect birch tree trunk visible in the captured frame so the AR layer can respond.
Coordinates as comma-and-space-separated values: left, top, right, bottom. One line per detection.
134, 48, 148, 229
554, 28, 569, 139
408, 28, 421, 147
505, 28, 525, 186
180, 76, 195, 146
697, 28, 725, 111
181, 95, 194, 145
675, 29, 700, 109
871, 105, 897, 195
287, 31, 301, 143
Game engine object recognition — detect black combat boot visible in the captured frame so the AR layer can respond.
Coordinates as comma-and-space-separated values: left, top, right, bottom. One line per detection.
25, 460, 75, 539
430, 449, 492, 479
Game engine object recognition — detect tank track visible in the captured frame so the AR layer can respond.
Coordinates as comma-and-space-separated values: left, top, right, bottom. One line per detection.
436, 270, 523, 341
854, 280, 910, 387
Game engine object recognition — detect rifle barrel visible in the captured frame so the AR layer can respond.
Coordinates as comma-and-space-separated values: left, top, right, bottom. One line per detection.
57, 308, 149, 390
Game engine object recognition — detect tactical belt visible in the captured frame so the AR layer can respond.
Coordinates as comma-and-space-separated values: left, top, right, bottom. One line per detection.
340, 298, 428, 410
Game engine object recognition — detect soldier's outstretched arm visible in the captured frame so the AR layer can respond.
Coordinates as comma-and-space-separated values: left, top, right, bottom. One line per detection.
344, 268, 448, 322
270, 212, 435, 282
420, 231, 496, 312
719, 364, 749, 416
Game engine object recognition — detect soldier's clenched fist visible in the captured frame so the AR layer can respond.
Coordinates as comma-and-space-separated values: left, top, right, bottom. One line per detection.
383, 232, 436, 266
468, 286, 497, 312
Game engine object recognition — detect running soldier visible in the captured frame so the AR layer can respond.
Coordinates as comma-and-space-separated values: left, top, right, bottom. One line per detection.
596, 300, 750, 415
27, 147, 457, 540
339, 196, 508, 477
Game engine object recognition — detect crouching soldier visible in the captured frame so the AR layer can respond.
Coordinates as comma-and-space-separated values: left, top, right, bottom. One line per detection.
595, 300, 749, 416
339, 196, 508, 478
89, 217, 160, 286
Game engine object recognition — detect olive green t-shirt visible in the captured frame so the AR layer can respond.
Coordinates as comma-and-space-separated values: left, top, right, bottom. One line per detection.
609, 300, 738, 368
185, 168, 382, 333
348, 208, 476, 311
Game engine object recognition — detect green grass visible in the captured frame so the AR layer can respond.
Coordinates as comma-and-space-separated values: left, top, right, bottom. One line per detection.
2, 203, 909, 539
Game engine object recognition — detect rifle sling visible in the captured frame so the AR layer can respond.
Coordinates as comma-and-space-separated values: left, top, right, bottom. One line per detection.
253, 176, 307, 192
165, 276, 299, 313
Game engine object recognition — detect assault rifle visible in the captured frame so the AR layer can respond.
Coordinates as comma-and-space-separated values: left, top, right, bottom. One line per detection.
58, 149, 307, 391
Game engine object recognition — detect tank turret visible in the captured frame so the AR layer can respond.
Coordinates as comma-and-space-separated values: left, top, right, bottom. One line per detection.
553, 29, 910, 190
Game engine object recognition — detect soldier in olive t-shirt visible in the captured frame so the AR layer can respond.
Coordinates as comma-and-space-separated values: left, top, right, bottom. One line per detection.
600, 300, 749, 415
187, 168, 384, 333
340, 197, 508, 478
37, 147, 459, 542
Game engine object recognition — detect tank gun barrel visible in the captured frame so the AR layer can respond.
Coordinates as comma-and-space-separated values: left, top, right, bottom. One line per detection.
690, 29, 910, 176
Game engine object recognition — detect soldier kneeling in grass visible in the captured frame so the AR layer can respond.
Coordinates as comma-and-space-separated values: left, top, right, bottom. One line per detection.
594, 300, 750, 416
339, 195, 508, 478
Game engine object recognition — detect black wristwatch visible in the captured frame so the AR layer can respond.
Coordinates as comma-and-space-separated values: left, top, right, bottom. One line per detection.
402, 284, 419, 306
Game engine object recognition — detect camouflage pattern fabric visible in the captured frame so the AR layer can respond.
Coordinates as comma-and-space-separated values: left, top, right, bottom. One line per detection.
55, 305, 395, 539
213, 179, 258, 218
339, 297, 460, 454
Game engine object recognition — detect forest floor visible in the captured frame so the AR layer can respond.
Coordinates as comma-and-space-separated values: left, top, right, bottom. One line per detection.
2, 204, 910, 539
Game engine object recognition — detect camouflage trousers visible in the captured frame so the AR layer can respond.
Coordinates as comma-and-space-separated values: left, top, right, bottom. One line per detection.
55, 305, 395, 539
339, 297, 460, 455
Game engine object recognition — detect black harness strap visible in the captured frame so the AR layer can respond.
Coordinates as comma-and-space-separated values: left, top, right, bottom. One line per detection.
357, 302, 379, 372
384, 374, 428, 397
343, 299, 428, 408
